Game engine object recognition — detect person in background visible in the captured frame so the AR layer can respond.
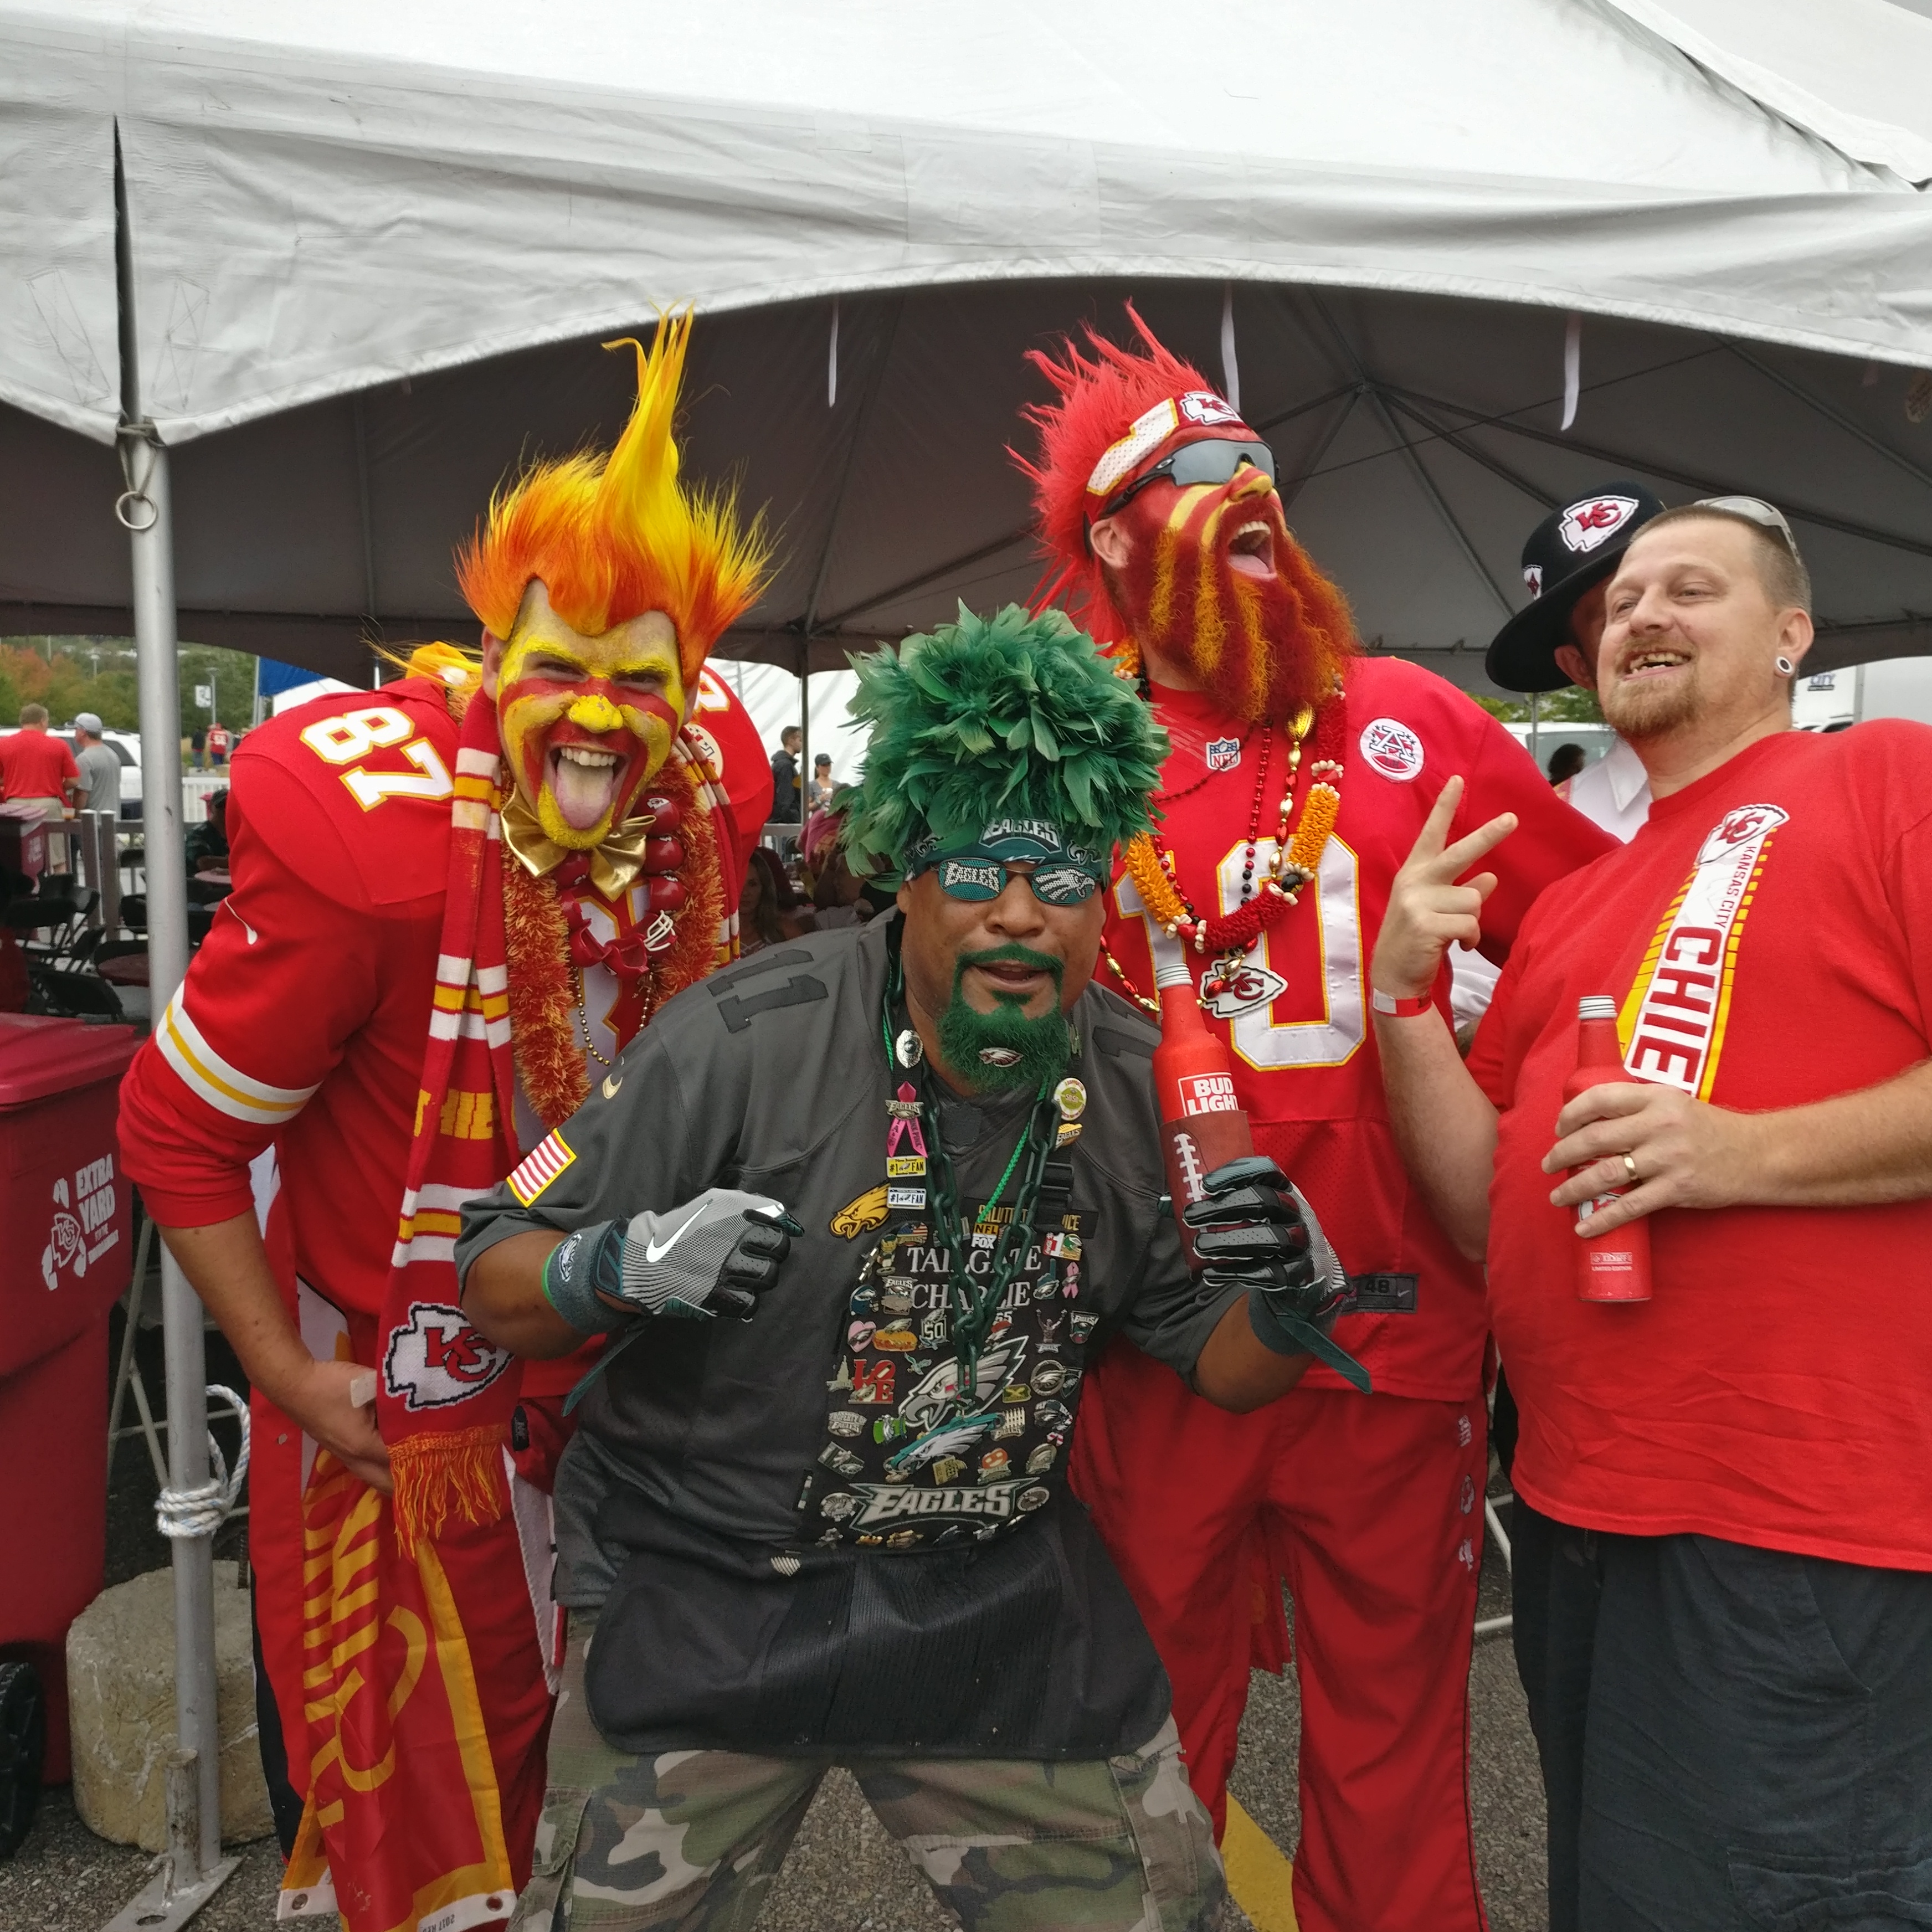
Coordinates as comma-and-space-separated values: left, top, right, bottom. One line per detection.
1545, 742, 1586, 786
769, 722, 803, 822
809, 749, 835, 810
1, 701, 81, 871
1375, 499, 1932, 1931
71, 714, 122, 821
1488, 483, 1667, 842
737, 844, 803, 953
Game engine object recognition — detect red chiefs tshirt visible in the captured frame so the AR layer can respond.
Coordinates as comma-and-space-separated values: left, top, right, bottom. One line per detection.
0, 728, 78, 801
1468, 722, 1932, 1568
1103, 656, 1614, 1400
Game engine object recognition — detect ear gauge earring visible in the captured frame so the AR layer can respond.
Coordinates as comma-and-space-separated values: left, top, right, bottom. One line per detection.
1775, 656, 1796, 677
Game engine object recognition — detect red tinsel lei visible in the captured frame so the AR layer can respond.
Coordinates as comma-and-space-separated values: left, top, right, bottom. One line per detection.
502, 749, 725, 1129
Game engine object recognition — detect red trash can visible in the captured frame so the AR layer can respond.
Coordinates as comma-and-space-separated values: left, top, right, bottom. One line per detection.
0, 1011, 138, 1838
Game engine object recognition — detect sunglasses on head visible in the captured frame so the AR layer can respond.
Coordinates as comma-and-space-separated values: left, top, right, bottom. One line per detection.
1695, 495, 1803, 560
1091, 436, 1278, 527
917, 854, 1104, 907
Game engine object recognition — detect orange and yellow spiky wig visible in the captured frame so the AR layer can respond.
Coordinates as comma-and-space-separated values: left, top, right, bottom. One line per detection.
456, 311, 772, 688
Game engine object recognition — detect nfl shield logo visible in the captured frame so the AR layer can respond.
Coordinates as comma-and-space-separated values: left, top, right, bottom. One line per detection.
1206, 737, 1241, 773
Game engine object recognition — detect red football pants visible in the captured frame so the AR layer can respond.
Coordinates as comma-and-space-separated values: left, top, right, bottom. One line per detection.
250, 1379, 553, 1893
1071, 1343, 1488, 1932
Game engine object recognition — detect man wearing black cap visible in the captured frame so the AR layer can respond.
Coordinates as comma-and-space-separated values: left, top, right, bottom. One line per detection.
1487, 483, 1667, 843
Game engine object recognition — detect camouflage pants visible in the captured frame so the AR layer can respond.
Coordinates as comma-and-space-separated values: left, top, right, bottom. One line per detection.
513, 1616, 1226, 1932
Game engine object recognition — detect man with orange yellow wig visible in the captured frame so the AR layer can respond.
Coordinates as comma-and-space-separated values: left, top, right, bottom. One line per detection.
118, 312, 774, 1931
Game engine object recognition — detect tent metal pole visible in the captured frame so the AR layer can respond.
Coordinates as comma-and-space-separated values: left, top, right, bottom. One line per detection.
109, 126, 236, 1923
798, 635, 810, 828
1306, 300, 1511, 617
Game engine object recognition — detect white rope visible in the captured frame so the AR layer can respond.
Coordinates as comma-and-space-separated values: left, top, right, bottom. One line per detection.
155, 1384, 251, 1540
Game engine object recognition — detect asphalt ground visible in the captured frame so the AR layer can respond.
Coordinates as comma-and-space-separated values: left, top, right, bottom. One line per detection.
2, 1304, 1546, 1931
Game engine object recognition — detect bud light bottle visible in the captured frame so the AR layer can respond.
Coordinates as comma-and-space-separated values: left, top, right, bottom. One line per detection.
1152, 954, 1253, 1267
1564, 994, 1652, 1303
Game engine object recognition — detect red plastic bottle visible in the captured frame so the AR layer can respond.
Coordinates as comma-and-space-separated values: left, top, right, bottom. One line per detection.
1565, 994, 1653, 1303
1152, 955, 1255, 1267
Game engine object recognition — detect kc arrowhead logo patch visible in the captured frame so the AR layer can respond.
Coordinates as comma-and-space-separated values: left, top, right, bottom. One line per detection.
383, 1303, 513, 1411
1558, 495, 1638, 554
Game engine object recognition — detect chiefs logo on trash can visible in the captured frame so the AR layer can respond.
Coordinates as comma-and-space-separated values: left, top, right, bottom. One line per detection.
383, 1302, 513, 1411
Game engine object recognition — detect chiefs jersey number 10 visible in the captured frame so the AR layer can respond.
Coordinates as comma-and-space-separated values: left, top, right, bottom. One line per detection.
299, 706, 455, 811
1114, 835, 1366, 1070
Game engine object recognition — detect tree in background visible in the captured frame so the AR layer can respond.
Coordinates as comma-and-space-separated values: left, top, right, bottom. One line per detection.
1471, 684, 1605, 727
0, 638, 259, 738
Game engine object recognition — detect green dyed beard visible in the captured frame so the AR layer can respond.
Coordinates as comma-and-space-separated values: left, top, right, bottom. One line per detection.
938, 944, 1071, 1093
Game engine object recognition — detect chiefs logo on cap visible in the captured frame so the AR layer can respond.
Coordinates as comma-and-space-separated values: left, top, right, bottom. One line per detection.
1558, 495, 1640, 554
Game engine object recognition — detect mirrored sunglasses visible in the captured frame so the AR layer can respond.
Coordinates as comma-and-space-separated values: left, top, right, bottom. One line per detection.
922, 854, 1103, 906
1093, 436, 1277, 525
1695, 495, 1802, 558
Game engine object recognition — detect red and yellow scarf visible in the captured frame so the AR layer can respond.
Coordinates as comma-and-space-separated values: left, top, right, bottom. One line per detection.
284, 683, 740, 1932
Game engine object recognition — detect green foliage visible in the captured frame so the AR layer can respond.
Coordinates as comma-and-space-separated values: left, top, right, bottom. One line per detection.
841, 604, 1170, 876
175, 645, 257, 739
0, 638, 260, 740
1472, 685, 1604, 726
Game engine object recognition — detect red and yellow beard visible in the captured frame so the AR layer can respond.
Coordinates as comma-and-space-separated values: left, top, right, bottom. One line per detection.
495, 604, 685, 847
1109, 470, 1354, 723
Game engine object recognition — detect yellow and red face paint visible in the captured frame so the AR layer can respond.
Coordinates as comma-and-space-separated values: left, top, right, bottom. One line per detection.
495, 592, 685, 849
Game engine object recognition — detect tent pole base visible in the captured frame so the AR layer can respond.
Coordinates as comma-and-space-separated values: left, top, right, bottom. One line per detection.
99, 1854, 240, 1932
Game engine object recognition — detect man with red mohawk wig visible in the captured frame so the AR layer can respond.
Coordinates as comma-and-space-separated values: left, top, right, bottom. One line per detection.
1021, 308, 1612, 1932
117, 312, 774, 1932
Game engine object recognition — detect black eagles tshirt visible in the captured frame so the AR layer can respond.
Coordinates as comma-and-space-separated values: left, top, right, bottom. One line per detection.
457, 916, 1242, 1758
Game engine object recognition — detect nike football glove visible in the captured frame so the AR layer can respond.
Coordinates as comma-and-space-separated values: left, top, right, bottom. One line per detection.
1184, 1156, 1371, 1394
542, 1189, 803, 1332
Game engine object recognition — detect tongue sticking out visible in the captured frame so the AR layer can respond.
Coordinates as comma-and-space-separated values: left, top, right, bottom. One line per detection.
549, 748, 623, 831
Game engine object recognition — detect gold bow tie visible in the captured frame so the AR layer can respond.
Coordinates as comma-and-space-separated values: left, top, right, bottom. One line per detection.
500, 788, 656, 900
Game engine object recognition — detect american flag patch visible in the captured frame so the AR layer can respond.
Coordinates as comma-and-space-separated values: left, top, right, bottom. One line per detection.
507, 1132, 576, 1206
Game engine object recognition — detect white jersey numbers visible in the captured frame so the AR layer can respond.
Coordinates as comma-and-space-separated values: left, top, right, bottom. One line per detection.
1114, 837, 1367, 1071
300, 705, 455, 813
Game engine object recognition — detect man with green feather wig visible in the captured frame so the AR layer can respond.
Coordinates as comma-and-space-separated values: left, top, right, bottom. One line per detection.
457, 605, 1343, 1931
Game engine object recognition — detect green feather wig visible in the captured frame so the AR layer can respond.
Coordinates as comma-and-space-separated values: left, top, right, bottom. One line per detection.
841, 603, 1169, 880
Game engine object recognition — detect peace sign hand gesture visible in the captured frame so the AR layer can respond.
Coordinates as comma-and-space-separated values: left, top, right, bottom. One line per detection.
1370, 775, 1518, 1003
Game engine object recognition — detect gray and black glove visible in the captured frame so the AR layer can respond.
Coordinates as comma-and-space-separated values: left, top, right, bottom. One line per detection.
542, 1189, 803, 1333
1184, 1156, 1371, 1394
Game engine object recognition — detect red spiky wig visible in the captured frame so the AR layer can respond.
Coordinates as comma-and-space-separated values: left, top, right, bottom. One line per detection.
1015, 305, 1356, 695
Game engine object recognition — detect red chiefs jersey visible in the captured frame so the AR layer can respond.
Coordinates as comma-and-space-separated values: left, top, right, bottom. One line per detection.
1103, 656, 1614, 1400
119, 666, 772, 1322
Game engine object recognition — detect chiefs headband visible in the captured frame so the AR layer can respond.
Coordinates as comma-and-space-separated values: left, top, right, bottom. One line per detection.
1086, 389, 1252, 499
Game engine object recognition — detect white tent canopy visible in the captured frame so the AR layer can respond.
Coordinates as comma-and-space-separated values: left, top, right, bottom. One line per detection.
6, 0, 1932, 693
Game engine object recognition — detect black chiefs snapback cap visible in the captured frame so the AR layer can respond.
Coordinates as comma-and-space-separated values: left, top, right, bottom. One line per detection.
1484, 482, 1667, 693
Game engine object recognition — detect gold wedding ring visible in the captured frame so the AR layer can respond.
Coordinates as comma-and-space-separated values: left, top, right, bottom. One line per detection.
1622, 1153, 1640, 1184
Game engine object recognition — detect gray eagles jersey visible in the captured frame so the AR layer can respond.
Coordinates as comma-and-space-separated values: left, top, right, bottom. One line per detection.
456, 914, 1242, 1758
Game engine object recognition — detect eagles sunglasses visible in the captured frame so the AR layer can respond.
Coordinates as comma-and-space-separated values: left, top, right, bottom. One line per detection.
913, 852, 1104, 907
1088, 435, 1278, 530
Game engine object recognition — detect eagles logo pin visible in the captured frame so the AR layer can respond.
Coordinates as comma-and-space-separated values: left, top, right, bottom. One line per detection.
1053, 1077, 1087, 1121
